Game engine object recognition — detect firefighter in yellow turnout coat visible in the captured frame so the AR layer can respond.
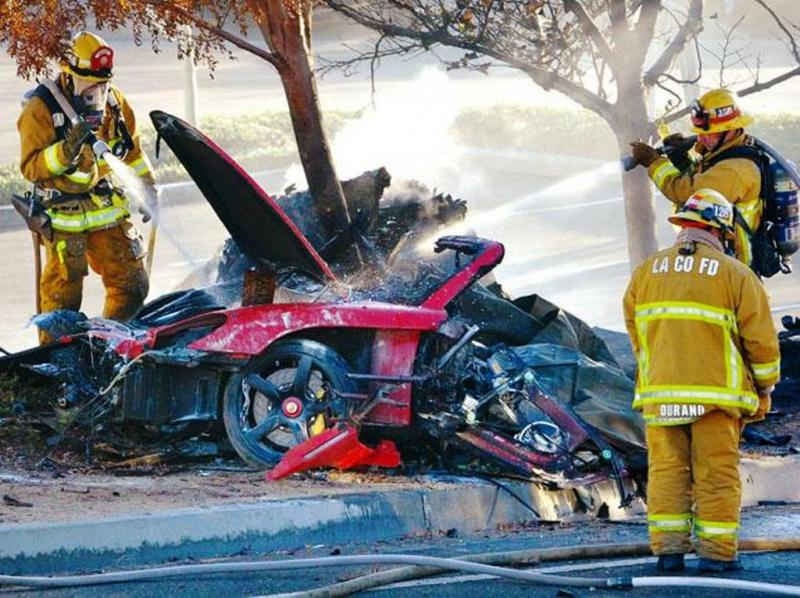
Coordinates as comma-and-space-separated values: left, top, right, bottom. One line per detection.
17, 31, 155, 340
629, 89, 761, 268
623, 189, 780, 573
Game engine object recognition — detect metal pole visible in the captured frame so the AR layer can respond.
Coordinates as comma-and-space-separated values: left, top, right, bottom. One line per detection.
32, 232, 42, 314
183, 25, 198, 126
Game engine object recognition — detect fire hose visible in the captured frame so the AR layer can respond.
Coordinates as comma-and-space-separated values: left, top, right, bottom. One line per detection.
1, 539, 799, 595
273, 538, 800, 597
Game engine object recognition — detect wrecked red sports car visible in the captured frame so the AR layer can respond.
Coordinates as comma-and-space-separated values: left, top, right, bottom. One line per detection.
0, 112, 642, 499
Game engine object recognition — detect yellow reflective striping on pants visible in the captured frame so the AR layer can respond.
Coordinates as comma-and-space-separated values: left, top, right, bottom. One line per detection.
648, 513, 692, 534
55, 239, 68, 264
695, 519, 738, 540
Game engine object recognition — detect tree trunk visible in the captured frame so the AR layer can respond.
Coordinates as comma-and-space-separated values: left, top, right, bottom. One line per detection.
613, 86, 659, 268
256, 3, 353, 247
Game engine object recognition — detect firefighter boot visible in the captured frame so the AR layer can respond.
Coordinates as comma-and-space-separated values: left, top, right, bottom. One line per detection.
697, 557, 743, 574
657, 554, 685, 573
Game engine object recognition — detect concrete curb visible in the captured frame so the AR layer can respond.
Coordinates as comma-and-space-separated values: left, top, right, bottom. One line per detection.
0, 477, 640, 575
0, 455, 797, 575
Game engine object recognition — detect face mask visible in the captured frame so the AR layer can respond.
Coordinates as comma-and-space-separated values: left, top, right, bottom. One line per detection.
73, 81, 109, 130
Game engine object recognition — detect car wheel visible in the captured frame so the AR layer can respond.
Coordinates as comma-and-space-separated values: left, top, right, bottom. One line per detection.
223, 339, 356, 468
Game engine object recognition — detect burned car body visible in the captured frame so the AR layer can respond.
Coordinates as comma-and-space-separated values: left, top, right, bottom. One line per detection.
0, 112, 642, 498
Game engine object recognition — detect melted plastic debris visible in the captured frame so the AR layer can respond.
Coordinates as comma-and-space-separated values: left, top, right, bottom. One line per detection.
30, 310, 87, 338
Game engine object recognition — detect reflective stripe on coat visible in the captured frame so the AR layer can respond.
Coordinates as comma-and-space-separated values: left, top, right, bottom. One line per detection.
623, 239, 779, 425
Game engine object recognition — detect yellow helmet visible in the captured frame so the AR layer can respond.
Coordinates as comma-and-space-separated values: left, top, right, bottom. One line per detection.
62, 31, 114, 82
668, 188, 736, 237
690, 88, 753, 134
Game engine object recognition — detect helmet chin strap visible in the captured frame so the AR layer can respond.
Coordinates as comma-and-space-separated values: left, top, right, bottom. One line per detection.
710, 130, 730, 154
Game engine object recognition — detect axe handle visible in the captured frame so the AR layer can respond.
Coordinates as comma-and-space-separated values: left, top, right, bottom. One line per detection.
145, 223, 157, 278
32, 232, 42, 314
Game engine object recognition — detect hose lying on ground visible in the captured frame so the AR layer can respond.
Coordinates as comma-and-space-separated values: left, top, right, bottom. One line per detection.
272, 538, 800, 597
0, 538, 798, 596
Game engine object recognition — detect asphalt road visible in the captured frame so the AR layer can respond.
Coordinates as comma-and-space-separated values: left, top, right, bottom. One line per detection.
5, 504, 799, 597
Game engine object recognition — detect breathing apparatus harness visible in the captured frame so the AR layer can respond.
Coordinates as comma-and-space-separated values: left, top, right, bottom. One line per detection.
13, 79, 136, 239
703, 136, 800, 277
27, 77, 135, 162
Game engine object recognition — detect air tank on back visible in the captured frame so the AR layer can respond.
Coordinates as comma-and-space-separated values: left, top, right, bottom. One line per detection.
771, 161, 800, 257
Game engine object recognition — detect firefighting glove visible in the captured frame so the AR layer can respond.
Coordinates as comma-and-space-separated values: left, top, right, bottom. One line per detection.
662, 133, 686, 148
139, 182, 159, 224
63, 121, 94, 163
662, 133, 694, 172
629, 141, 660, 168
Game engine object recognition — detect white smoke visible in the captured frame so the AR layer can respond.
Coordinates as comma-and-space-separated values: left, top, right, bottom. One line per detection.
283, 67, 483, 197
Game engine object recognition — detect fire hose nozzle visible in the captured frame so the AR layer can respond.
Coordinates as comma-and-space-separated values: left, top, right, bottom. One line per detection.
69, 115, 112, 160
621, 135, 698, 173
620, 155, 638, 172
89, 136, 111, 160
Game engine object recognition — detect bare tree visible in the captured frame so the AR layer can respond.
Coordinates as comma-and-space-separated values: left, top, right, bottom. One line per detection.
0, 0, 353, 248
326, 0, 800, 266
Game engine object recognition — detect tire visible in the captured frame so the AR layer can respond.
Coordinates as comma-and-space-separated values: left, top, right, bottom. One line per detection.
223, 339, 356, 468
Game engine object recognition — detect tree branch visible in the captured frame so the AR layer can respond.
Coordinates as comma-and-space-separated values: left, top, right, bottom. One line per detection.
607, 0, 629, 45
660, 65, 800, 125
751, 0, 800, 62
643, 0, 702, 86
563, 0, 616, 69
738, 65, 800, 96
143, 0, 282, 68
630, 0, 661, 71
327, 0, 615, 121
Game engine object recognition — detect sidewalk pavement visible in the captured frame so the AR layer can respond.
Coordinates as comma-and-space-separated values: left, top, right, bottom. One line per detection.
1, 455, 798, 575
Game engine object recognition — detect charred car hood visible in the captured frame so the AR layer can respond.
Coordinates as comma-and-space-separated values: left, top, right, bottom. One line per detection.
150, 110, 335, 282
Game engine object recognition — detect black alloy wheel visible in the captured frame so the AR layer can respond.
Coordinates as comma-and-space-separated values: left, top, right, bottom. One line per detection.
223, 339, 356, 468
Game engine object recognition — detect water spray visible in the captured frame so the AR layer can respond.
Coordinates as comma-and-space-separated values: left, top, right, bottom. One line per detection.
64, 111, 195, 276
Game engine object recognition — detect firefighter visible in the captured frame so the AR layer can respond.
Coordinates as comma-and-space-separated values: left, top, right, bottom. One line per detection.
623, 188, 780, 573
17, 31, 155, 342
628, 89, 760, 267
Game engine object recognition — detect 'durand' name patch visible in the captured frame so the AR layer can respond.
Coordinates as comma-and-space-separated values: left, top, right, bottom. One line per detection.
660, 404, 706, 418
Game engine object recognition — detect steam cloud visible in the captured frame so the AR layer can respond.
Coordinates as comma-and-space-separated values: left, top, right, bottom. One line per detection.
283, 67, 483, 199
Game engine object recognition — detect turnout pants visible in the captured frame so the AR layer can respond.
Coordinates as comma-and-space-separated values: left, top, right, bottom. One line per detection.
646, 410, 741, 561
39, 221, 148, 343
